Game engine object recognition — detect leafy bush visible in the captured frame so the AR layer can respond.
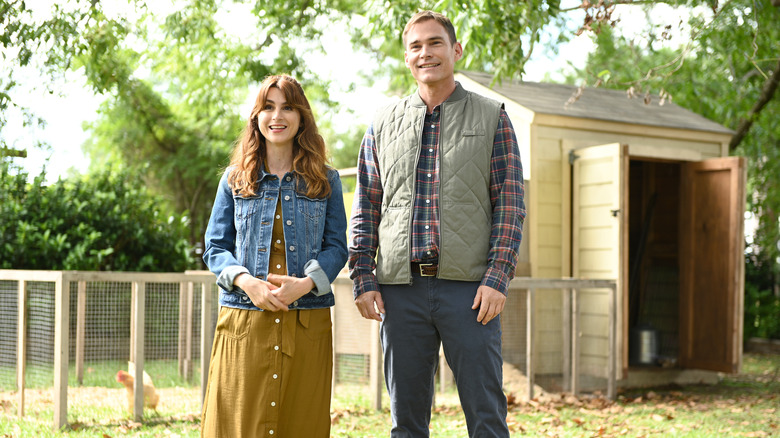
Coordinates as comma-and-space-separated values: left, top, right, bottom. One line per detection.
0, 160, 195, 271
744, 245, 780, 340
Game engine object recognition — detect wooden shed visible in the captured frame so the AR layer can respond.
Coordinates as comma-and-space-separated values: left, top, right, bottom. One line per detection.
456, 71, 746, 382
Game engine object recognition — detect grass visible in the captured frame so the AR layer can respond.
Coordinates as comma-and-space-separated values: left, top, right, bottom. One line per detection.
1, 353, 778, 437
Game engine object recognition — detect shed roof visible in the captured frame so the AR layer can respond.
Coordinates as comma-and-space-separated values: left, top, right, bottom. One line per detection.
458, 71, 734, 135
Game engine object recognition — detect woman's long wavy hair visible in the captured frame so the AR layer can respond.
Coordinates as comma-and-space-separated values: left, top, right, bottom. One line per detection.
228, 75, 331, 198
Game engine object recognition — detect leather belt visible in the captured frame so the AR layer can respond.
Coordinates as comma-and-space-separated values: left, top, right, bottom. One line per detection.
411, 262, 438, 277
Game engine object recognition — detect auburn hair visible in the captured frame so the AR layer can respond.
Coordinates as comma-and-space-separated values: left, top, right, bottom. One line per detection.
228, 75, 331, 198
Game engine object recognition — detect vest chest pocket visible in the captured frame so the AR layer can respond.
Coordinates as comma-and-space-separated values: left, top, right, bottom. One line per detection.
454, 129, 491, 158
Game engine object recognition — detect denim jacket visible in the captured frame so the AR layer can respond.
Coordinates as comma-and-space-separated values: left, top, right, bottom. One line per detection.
203, 166, 348, 310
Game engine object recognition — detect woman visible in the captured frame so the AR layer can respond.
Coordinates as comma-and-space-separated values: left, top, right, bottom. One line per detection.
201, 74, 348, 437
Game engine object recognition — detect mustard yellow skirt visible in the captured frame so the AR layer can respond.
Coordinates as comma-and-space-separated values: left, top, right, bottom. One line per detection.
201, 306, 333, 438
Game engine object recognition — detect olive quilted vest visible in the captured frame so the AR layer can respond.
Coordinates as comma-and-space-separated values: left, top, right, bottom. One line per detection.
373, 84, 502, 284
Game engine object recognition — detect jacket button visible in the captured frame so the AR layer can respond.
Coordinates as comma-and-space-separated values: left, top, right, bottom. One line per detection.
289, 245, 295, 251
293, 301, 298, 307
285, 176, 291, 181
284, 195, 290, 201
286, 220, 292, 226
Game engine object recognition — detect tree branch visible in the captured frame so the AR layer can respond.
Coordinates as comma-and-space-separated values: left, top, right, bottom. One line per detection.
0, 147, 27, 158
729, 57, 780, 151
560, 0, 672, 13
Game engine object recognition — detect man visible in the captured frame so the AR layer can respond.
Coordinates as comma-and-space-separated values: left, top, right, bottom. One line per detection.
349, 10, 525, 438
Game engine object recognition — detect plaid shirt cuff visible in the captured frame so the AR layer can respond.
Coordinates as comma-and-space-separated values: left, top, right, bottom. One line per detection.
352, 271, 380, 299
481, 265, 512, 295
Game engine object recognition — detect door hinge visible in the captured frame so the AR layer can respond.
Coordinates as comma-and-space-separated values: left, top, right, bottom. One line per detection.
569, 150, 580, 165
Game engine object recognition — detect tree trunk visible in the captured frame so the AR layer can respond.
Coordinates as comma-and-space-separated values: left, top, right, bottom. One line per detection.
729, 57, 780, 151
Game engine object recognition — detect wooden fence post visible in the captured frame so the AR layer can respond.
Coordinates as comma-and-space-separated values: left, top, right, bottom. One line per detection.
130, 285, 135, 364
571, 288, 579, 396
76, 281, 87, 385
16, 280, 27, 418
178, 283, 187, 377
132, 281, 145, 422
53, 274, 69, 430
608, 285, 617, 399
526, 288, 535, 401
185, 282, 194, 382
562, 288, 572, 392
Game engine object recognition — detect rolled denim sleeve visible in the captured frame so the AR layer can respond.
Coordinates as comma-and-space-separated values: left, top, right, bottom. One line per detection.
303, 259, 331, 296
308, 169, 348, 295
217, 265, 250, 292
203, 169, 246, 292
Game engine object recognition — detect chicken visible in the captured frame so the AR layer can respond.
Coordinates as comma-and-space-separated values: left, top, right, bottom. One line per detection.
116, 362, 160, 412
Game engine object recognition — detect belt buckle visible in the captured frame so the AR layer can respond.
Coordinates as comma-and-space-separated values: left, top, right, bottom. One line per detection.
419, 263, 436, 277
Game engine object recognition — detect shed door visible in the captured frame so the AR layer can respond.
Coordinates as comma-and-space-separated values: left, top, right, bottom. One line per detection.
679, 157, 746, 373
572, 143, 627, 376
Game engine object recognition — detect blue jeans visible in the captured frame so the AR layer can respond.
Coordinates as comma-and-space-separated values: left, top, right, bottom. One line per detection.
380, 273, 509, 438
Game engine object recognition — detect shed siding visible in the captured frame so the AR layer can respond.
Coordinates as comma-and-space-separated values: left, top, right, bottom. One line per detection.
536, 126, 723, 160
531, 136, 567, 376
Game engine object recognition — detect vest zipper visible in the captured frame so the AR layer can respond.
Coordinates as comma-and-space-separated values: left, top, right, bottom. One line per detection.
436, 103, 445, 278
408, 106, 425, 285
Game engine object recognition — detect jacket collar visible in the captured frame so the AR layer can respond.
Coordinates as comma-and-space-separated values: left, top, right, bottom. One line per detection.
257, 161, 296, 182
410, 82, 467, 108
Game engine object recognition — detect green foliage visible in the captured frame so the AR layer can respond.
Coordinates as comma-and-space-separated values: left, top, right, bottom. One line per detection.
745, 248, 780, 340
0, 160, 194, 271
2, 0, 358, 247
340, 0, 566, 93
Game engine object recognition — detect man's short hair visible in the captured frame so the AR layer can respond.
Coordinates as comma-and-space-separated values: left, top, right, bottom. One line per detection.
402, 10, 458, 47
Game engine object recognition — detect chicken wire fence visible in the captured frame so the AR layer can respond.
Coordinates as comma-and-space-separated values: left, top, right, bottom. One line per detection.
0, 271, 616, 430
0, 274, 214, 418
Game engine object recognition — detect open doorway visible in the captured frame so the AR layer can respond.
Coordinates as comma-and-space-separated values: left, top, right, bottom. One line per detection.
571, 145, 744, 375
627, 159, 682, 368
